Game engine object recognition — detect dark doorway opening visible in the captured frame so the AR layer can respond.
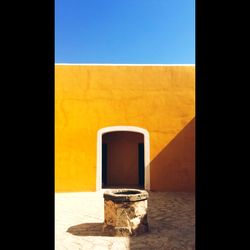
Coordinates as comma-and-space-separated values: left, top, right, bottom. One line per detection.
138, 143, 145, 188
102, 143, 107, 187
102, 131, 144, 189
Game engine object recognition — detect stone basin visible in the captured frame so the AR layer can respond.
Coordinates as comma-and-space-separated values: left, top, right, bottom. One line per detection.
103, 189, 149, 236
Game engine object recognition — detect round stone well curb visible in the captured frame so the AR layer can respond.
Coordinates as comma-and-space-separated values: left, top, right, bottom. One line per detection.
103, 189, 149, 236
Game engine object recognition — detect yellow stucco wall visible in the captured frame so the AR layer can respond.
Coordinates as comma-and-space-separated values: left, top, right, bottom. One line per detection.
55, 65, 195, 192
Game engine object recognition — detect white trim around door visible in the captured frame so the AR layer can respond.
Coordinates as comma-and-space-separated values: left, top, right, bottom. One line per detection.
96, 126, 150, 191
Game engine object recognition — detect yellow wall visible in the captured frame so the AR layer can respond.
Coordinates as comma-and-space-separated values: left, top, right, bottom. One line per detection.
55, 65, 195, 192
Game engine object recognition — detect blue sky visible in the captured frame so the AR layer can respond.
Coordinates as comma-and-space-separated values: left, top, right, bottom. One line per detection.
55, 0, 195, 64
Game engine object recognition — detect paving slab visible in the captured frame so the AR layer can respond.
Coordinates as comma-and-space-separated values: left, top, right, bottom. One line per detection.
55, 190, 195, 250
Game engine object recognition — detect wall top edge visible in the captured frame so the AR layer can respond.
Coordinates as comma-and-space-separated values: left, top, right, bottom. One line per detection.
55, 63, 195, 66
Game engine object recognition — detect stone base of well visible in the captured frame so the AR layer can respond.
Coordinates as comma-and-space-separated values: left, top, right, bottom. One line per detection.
103, 189, 149, 236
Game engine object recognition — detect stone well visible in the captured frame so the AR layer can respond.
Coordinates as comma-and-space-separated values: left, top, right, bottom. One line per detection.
103, 189, 149, 236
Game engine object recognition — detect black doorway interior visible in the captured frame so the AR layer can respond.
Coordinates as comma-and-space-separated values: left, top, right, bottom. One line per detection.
102, 143, 107, 187
138, 143, 145, 188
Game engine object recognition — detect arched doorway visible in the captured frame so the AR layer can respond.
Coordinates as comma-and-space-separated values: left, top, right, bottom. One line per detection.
96, 126, 150, 190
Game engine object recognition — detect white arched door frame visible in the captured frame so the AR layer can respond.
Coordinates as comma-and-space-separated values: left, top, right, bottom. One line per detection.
96, 126, 150, 190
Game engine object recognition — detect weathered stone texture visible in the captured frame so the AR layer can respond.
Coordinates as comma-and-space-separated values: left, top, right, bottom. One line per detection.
103, 190, 149, 236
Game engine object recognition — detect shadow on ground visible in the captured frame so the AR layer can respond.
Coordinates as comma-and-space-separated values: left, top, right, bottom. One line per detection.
67, 223, 109, 236
129, 192, 195, 249
66, 192, 195, 249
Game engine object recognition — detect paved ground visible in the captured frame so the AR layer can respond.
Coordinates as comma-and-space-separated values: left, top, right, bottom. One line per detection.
55, 190, 195, 250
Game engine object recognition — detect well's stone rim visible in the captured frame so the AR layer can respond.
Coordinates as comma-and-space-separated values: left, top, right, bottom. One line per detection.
103, 189, 148, 202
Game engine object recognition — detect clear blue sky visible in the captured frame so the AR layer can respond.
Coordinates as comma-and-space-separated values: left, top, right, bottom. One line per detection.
55, 0, 195, 64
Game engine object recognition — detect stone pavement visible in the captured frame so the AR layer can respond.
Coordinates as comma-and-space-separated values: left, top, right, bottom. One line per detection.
55, 190, 195, 250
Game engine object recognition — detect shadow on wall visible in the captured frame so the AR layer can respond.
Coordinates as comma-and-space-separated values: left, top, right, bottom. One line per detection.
150, 117, 195, 192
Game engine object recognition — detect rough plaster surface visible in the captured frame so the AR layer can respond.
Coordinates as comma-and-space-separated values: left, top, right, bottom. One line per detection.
55, 65, 195, 191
